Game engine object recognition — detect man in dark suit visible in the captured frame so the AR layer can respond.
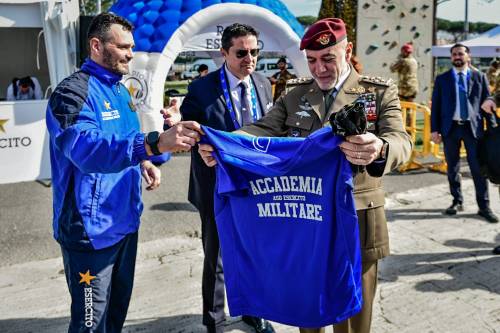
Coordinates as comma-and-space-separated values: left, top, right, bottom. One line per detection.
431, 43, 498, 223
175, 23, 274, 333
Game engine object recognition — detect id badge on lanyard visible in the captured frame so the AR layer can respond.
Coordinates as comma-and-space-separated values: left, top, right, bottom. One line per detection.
220, 67, 259, 129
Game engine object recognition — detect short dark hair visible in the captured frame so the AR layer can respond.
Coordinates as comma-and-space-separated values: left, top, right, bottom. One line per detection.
87, 12, 133, 45
221, 23, 259, 51
197, 64, 209, 73
450, 43, 470, 54
19, 76, 34, 88
277, 57, 287, 64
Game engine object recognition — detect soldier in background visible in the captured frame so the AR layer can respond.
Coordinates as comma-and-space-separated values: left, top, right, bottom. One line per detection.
486, 59, 499, 93
270, 57, 296, 102
390, 42, 419, 102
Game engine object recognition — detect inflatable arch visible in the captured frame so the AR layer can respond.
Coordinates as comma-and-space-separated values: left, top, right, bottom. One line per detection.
111, 0, 308, 132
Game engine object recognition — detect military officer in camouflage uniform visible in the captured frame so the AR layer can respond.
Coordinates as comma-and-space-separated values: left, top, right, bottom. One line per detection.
390, 43, 419, 102
199, 18, 411, 333
270, 57, 297, 102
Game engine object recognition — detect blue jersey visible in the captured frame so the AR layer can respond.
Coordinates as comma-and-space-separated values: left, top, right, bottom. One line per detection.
201, 126, 362, 327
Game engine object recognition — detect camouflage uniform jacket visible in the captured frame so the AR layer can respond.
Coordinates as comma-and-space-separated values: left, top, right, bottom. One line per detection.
390, 55, 419, 98
272, 69, 296, 102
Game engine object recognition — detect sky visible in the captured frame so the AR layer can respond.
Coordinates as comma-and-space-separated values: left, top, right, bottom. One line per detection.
282, 0, 500, 25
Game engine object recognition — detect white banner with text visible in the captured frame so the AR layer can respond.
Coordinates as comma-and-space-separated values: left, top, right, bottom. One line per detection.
0, 100, 51, 184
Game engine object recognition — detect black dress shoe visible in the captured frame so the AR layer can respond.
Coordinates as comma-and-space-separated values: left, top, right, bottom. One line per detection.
242, 316, 275, 333
493, 245, 500, 255
444, 202, 463, 215
478, 208, 499, 223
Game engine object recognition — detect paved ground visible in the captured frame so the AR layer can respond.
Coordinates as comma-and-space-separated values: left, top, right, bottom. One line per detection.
1, 156, 499, 332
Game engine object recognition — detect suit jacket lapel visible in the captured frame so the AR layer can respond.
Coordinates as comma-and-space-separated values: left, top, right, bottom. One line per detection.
327, 69, 361, 121
467, 69, 476, 96
446, 70, 457, 112
250, 74, 269, 115
214, 67, 239, 130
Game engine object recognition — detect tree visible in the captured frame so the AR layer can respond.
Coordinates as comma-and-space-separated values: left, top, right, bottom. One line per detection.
80, 0, 115, 15
296, 16, 317, 27
318, 0, 358, 52
437, 18, 497, 41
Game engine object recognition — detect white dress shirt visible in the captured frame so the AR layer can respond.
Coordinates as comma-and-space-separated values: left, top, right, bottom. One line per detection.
224, 64, 262, 125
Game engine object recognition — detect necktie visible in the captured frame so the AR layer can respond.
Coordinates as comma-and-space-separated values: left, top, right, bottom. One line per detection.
324, 88, 337, 112
239, 81, 253, 125
458, 72, 468, 121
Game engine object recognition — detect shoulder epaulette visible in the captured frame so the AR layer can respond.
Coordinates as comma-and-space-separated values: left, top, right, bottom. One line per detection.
359, 76, 393, 87
286, 77, 314, 87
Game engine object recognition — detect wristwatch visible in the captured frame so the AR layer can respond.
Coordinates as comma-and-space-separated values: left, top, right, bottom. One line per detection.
146, 131, 161, 156
379, 140, 389, 160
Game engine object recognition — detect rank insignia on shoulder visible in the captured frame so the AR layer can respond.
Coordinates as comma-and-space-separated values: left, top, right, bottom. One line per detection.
286, 77, 313, 87
359, 76, 393, 87
128, 101, 137, 112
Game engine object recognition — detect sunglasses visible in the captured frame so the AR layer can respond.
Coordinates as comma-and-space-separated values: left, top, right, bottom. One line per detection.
235, 48, 260, 59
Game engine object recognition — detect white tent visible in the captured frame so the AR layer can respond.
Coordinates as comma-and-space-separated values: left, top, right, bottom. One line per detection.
432, 25, 500, 57
0, 0, 79, 90
0, 0, 79, 184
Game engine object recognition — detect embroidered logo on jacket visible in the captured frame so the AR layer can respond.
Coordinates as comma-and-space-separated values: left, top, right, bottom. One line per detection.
102, 100, 121, 121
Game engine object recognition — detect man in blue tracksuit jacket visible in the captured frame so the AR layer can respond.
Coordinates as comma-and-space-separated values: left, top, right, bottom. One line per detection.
46, 13, 202, 332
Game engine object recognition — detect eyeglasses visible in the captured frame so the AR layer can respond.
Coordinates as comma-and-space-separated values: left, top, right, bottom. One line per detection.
235, 48, 260, 59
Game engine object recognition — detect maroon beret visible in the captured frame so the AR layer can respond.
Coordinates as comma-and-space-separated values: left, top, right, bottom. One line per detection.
300, 18, 347, 51
401, 42, 413, 53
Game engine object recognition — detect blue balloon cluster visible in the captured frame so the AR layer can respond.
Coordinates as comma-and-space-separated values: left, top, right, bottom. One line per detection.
110, 0, 304, 53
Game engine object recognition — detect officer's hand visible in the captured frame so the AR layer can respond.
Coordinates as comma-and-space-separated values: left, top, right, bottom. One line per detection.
161, 99, 182, 128
340, 132, 384, 165
199, 144, 217, 167
481, 99, 496, 114
141, 160, 161, 191
431, 131, 442, 144
158, 121, 203, 153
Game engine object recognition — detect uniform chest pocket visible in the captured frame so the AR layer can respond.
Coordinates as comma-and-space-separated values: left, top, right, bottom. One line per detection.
285, 114, 314, 137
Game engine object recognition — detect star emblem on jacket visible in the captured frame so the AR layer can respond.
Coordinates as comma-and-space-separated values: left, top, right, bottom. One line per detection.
79, 270, 96, 285
104, 100, 111, 110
